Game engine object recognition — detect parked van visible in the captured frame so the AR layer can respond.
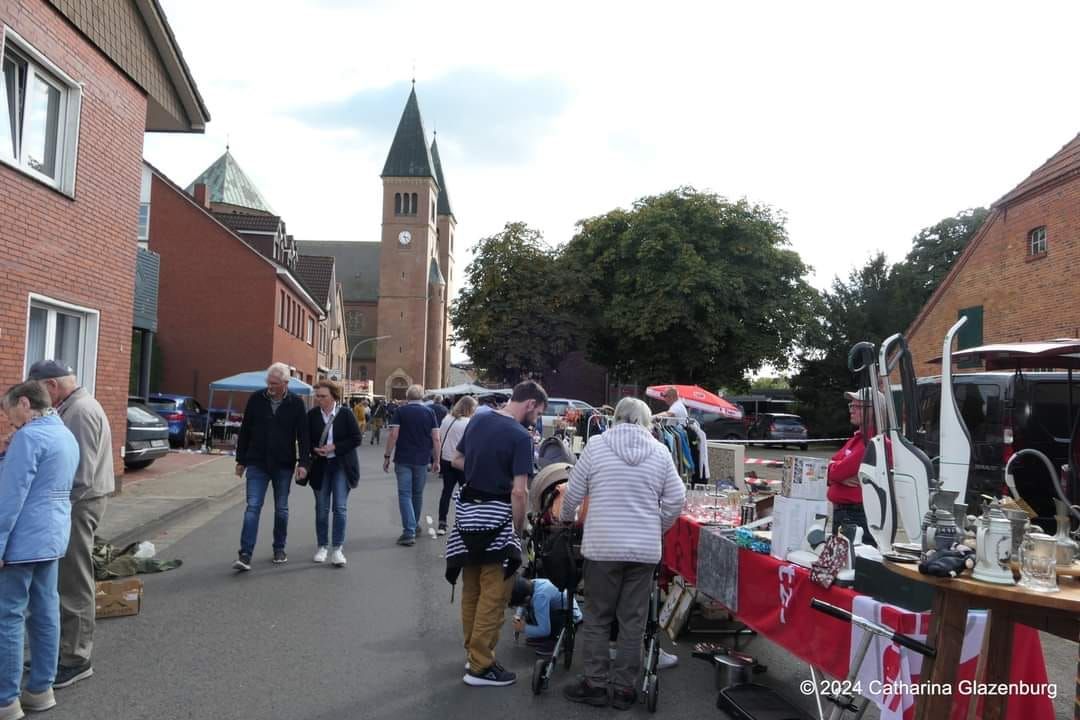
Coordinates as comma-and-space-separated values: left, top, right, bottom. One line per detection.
914, 371, 1079, 530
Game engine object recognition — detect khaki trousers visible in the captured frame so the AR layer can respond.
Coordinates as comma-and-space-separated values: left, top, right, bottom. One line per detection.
460, 563, 513, 673
59, 496, 106, 667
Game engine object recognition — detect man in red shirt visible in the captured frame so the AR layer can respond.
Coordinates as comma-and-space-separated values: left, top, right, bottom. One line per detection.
826, 388, 885, 548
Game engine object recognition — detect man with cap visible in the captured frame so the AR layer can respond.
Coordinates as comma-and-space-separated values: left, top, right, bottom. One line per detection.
26, 360, 113, 688
826, 388, 886, 548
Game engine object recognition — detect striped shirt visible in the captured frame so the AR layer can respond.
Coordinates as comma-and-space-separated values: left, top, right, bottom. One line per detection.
559, 423, 685, 564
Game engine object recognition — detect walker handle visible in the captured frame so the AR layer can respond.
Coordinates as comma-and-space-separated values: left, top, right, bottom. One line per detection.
810, 599, 936, 658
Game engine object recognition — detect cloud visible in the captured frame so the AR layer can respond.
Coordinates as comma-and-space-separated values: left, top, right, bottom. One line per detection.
294, 71, 571, 164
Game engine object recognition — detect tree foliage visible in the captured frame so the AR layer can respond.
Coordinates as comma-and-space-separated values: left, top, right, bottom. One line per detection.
560, 188, 818, 390
751, 376, 790, 391
791, 208, 989, 437
449, 222, 577, 385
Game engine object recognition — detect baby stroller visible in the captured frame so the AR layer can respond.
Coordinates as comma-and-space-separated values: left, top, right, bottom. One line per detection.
639, 565, 663, 712
525, 462, 584, 694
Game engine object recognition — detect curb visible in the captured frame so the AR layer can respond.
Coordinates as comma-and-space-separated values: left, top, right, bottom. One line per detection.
105, 481, 247, 548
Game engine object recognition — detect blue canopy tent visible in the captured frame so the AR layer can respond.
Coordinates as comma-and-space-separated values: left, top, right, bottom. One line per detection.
203, 372, 313, 450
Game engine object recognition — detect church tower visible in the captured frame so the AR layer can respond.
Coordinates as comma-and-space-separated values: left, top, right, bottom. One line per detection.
375, 86, 443, 398
431, 134, 456, 388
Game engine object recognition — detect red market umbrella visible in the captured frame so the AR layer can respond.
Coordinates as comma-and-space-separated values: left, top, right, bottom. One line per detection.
645, 384, 744, 420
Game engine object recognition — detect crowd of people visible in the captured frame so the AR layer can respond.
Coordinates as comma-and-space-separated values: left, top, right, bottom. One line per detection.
1, 360, 689, 716
0, 361, 116, 719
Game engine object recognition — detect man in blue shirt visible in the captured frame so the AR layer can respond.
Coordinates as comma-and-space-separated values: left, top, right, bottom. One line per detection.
448, 380, 546, 688
383, 385, 440, 546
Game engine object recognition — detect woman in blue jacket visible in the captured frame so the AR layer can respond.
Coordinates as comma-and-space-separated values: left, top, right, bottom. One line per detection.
0, 380, 79, 718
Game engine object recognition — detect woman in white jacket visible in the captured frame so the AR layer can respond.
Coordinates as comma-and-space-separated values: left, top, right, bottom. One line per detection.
558, 397, 685, 709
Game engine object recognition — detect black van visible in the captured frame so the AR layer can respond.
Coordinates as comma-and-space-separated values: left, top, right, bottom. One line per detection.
914, 371, 1079, 530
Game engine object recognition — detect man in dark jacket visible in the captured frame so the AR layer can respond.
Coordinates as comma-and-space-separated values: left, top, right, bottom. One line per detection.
233, 363, 311, 570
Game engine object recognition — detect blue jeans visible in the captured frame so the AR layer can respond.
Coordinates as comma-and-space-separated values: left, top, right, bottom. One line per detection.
395, 464, 428, 537
314, 461, 350, 548
0, 561, 59, 704
240, 465, 293, 556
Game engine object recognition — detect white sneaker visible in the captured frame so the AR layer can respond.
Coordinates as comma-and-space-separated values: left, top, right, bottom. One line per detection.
313, 546, 328, 563
658, 648, 679, 670
331, 547, 346, 567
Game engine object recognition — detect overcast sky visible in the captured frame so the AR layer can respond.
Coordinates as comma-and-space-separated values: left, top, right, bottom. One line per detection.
146, 0, 1080, 296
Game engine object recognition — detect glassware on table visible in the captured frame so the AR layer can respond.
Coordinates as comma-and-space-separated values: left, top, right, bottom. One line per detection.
1017, 532, 1059, 593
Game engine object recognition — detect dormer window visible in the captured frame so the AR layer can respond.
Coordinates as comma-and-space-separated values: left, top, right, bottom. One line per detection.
1028, 226, 1047, 257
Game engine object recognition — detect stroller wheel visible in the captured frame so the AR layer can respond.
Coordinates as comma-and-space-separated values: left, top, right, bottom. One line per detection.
532, 658, 549, 695
645, 673, 659, 713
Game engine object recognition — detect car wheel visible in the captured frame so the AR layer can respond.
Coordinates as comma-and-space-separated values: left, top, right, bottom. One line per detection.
125, 459, 154, 470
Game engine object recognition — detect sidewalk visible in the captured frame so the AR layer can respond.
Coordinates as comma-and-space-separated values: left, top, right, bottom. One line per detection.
98, 452, 244, 547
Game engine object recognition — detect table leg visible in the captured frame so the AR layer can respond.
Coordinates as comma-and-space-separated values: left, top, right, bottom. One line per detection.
915, 589, 970, 720
980, 609, 1014, 720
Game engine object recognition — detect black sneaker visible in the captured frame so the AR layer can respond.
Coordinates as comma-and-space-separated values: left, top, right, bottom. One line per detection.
396, 534, 415, 546
54, 661, 93, 689
563, 677, 609, 706
611, 686, 637, 711
272, 550, 288, 564
232, 553, 252, 571
463, 664, 516, 687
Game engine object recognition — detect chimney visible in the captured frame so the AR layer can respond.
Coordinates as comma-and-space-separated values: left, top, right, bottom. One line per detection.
192, 183, 210, 209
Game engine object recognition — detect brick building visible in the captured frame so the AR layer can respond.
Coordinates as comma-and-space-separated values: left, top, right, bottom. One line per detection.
295, 254, 348, 381
0, 0, 208, 476
146, 162, 323, 403
302, 86, 456, 400
907, 133, 1080, 369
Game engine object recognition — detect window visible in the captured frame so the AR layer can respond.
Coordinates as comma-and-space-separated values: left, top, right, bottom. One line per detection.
1, 32, 81, 194
279, 291, 285, 327
136, 203, 150, 245
431, 200, 435, 222
306, 317, 314, 345
24, 295, 99, 394
1028, 226, 1047, 256
394, 192, 402, 215
359, 365, 368, 380
411, 193, 418, 215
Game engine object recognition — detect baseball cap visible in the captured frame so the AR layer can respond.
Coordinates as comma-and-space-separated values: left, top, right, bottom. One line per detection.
844, 388, 886, 406
26, 359, 75, 381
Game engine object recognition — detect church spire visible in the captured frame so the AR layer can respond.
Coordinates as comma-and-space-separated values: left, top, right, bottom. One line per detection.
430, 135, 454, 219
381, 86, 436, 180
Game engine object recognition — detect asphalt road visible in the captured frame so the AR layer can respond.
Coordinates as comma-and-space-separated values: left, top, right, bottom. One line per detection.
42, 441, 1073, 719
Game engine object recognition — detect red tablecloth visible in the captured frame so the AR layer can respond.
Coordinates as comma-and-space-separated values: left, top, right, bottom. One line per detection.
662, 514, 1056, 720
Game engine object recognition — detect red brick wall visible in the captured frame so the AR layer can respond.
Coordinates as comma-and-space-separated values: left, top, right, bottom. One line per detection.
148, 174, 318, 405
907, 175, 1080, 372
0, 0, 147, 476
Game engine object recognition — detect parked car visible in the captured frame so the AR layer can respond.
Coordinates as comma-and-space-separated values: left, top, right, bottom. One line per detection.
689, 407, 748, 441
541, 398, 598, 431
125, 398, 170, 470
748, 413, 809, 449
914, 371, 1080, 530
147, 394, 208, 447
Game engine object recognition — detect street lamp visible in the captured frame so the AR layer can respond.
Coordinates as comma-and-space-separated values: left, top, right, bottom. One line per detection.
347, 335, 391, 394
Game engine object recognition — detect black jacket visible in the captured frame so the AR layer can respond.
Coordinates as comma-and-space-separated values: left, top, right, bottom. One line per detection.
305, 406, 362, 489
236, 391, 310, 471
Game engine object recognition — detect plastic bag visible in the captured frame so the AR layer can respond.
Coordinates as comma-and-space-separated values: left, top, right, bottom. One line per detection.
132, 541, 156, 560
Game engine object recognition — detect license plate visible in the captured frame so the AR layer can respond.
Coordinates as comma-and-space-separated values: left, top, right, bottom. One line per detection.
151, 439, 167, 448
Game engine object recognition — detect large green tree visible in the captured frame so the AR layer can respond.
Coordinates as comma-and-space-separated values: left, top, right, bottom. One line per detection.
450, 222, 577, 384
560, 188, 818, 390
791, 207, 989, 437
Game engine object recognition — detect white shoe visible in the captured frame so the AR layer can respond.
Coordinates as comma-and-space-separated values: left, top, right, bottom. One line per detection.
658, 648, 679, 670
313, 546, 328, 563
331, 547, 346, 567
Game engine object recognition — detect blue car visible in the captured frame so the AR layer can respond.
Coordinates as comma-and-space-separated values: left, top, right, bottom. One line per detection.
147, 394, 208, 448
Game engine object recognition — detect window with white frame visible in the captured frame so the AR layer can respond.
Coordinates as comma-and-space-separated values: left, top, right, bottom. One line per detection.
1, 31, 82, 195
306, 317, 315, 345
1028, 226, 1047, 256
24, 295, 99, 394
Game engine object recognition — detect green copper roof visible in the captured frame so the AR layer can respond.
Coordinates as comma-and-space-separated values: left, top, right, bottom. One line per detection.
431, 135, 454, 219
185, 150, 274, 214
381, 86, 436, 179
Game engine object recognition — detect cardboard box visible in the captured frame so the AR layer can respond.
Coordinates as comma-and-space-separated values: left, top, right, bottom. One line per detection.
770, 496, 830, 560
782, 455, 829, 501
95, 578, 143, 619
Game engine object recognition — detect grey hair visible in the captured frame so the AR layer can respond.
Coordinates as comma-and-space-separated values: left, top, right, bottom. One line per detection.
613, 397, 652, 428
267, 362, 291, 381
406, 384, 424, 401
2, 380, 52, 412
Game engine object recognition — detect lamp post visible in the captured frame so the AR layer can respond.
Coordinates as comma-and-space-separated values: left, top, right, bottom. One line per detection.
347, 335, 390, 395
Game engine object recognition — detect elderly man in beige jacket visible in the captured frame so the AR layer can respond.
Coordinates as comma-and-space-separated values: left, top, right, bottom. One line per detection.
27, 361, 113, 690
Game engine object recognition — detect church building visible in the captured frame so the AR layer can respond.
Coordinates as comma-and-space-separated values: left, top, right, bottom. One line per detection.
303, 85, 456, 399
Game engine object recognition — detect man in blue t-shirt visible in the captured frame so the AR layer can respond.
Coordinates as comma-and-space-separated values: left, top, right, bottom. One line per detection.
449, 380, 546, 688
384, 385, 440, 545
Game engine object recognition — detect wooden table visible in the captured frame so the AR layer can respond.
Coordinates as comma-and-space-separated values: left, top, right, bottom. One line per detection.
883, 561, 1080, 720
